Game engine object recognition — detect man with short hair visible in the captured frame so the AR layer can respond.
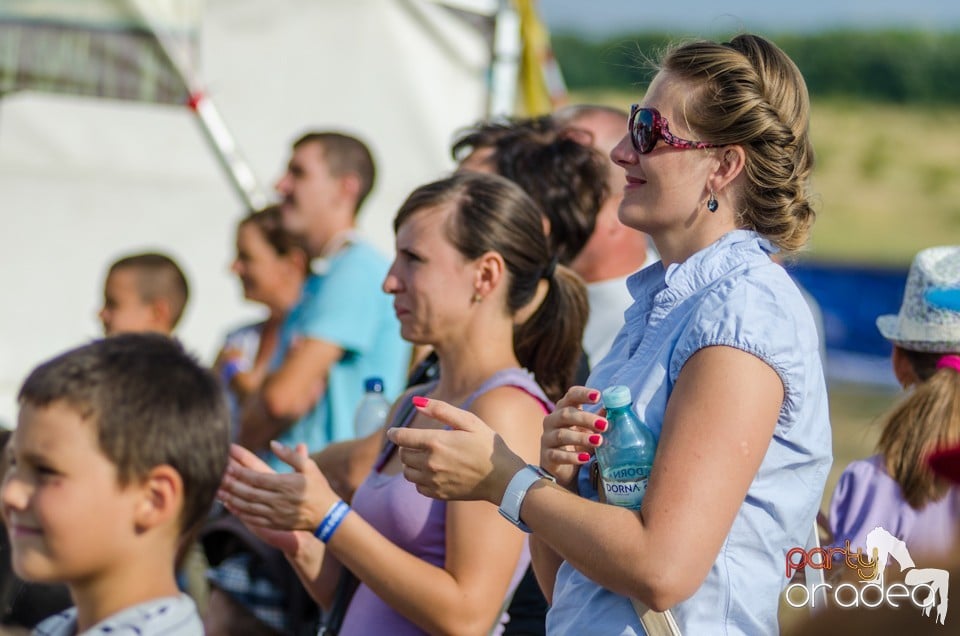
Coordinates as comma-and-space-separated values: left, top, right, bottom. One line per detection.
237, 132, 409, 471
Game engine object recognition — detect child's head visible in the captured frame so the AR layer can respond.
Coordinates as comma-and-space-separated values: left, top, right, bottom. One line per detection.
99, 252, 189, 336
874, 246, 960, 508
1, 333, 229, 584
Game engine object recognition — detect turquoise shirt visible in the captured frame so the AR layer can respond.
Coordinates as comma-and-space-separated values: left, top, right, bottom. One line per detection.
267, 239, 409, 471
548, 230, 832, 635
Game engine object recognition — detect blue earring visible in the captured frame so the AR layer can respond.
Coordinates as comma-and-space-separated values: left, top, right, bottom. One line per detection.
707, 191, 718, 212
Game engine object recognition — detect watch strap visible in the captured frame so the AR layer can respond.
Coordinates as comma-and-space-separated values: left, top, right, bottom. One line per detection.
498, 465, 554, 532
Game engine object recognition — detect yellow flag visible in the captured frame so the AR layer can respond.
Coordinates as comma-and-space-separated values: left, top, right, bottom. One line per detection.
515, 0, 567, 115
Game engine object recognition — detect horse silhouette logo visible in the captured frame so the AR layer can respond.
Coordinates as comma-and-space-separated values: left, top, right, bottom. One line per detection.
866, 526, 949, 625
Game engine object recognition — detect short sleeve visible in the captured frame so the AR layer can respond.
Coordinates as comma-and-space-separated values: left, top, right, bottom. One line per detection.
298, 244, 390, 354
827, 457, 900, 551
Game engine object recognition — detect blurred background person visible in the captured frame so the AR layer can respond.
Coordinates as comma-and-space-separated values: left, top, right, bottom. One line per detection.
826, 246, 960, 558
557, 104, 660, 367
99, 251, 189, 337
214, 206, 309, 436
236, 131, 409, 469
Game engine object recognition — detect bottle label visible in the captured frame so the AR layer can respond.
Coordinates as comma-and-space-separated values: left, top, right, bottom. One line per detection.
601, 464, 650, 509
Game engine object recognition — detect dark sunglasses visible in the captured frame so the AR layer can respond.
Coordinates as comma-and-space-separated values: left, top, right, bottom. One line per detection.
629, 105, 720, 154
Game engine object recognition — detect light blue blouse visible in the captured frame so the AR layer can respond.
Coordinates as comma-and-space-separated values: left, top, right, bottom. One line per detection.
547, 230, 832, 635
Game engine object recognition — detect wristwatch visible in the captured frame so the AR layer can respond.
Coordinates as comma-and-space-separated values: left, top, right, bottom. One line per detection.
498, 465, 556, 532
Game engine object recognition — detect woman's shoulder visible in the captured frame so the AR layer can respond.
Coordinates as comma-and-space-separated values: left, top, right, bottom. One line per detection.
829, 457, 901, 526
467, 369, 550, 437
466, 368, 549, 408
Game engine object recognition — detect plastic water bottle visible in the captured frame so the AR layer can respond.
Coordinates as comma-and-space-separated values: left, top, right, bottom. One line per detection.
354, 377, 391, 438
596, 385, 657, 510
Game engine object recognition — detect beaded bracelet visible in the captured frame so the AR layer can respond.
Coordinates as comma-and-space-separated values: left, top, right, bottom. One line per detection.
315, 500, 350, 543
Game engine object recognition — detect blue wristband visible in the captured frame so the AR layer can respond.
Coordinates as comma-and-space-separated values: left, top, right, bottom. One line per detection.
315, 500, 350, 543
220, 359, 244, 386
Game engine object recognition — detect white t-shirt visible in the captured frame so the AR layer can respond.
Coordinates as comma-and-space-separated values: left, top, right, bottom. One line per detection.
33, 594, 202, 636
583, 251, 660, 368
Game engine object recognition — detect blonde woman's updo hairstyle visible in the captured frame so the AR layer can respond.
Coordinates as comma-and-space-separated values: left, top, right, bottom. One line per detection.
659, 34, 816, 252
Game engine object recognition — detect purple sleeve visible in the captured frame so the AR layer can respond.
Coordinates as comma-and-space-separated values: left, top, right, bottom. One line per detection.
828, 456, 905, 551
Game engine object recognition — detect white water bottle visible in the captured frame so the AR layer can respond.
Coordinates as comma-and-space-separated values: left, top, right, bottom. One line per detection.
354, 377, 390, 438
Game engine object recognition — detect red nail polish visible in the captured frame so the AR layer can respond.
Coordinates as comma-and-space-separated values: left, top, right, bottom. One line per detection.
589, 434, 601, 445
412, 396, 429, 408
578, 452, 591, 462
587, 390, 600, 402
595, 419, 608, 432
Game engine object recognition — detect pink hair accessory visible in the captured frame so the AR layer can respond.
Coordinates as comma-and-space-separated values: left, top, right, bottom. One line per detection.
936, 354, 960, 373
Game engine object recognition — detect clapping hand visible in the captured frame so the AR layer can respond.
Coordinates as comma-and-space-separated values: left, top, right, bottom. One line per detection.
218, 441, 339, 532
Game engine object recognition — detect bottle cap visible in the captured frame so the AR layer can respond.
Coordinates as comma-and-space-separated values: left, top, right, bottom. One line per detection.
600, 385, 632, 409
364, 377, 384, 393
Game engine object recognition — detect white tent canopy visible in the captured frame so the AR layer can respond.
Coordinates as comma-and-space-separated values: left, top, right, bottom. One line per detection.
0, 0, 515, 425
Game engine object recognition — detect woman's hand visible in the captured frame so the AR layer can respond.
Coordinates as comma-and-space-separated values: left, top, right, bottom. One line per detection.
387, 397, 526, 505
540, 386, 606, 492
218, 442, 339, 532
246, 524, 317, 558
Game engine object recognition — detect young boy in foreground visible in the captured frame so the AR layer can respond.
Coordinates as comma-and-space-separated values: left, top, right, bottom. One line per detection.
1, 333, 230, 635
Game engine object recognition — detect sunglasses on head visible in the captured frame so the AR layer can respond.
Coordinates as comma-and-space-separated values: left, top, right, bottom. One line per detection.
629, 105, 720, 154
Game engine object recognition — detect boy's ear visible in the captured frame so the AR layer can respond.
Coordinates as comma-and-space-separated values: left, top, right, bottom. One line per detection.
149, 298, 174, 334
133, 465, 184, 533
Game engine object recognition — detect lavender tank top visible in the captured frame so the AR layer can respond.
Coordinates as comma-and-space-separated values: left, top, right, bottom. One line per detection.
339, 368, 551, 636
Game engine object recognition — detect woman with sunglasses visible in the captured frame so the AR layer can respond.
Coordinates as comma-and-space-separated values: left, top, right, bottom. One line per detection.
388, 33, 831, 634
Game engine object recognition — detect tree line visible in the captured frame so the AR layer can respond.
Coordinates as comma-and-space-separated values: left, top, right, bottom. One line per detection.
552, 30, 960, 104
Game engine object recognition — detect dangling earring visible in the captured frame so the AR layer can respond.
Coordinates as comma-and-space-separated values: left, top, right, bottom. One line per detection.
472, 292, 483, 304
707, 190, 719, 213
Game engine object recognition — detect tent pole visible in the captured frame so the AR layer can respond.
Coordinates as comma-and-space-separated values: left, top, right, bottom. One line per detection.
125, 0, 267, 210
187, 92, 268, 211
488, 0, 520, 117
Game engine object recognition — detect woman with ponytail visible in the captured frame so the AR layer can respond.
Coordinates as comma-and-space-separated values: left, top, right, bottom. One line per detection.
828, 246, 960, 556
217, 172, 588, 635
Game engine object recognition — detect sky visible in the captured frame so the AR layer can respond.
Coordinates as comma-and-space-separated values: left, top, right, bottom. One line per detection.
538, 0, 960, 37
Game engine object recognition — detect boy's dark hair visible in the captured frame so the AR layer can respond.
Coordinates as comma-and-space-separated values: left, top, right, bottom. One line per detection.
18, 333, 230, 536
109, 252, 190, 328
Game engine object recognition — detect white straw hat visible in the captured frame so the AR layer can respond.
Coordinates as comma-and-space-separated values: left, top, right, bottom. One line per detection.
876, 246, 960, 353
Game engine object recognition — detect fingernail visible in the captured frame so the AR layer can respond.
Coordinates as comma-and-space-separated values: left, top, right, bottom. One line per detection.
589, 434, 601, 445
270, 440, 283, 450
587, 390, 600, 402
412, 396, 429, 408
595, 419, 608, 432
578, 452, 591, 462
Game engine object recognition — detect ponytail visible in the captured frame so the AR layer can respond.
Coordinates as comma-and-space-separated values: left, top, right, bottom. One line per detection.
514, 265, 589, 403
879, 350, 960, 508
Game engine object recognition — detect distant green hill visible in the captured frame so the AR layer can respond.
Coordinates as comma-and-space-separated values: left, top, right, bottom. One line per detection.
553, 30, 960, 104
